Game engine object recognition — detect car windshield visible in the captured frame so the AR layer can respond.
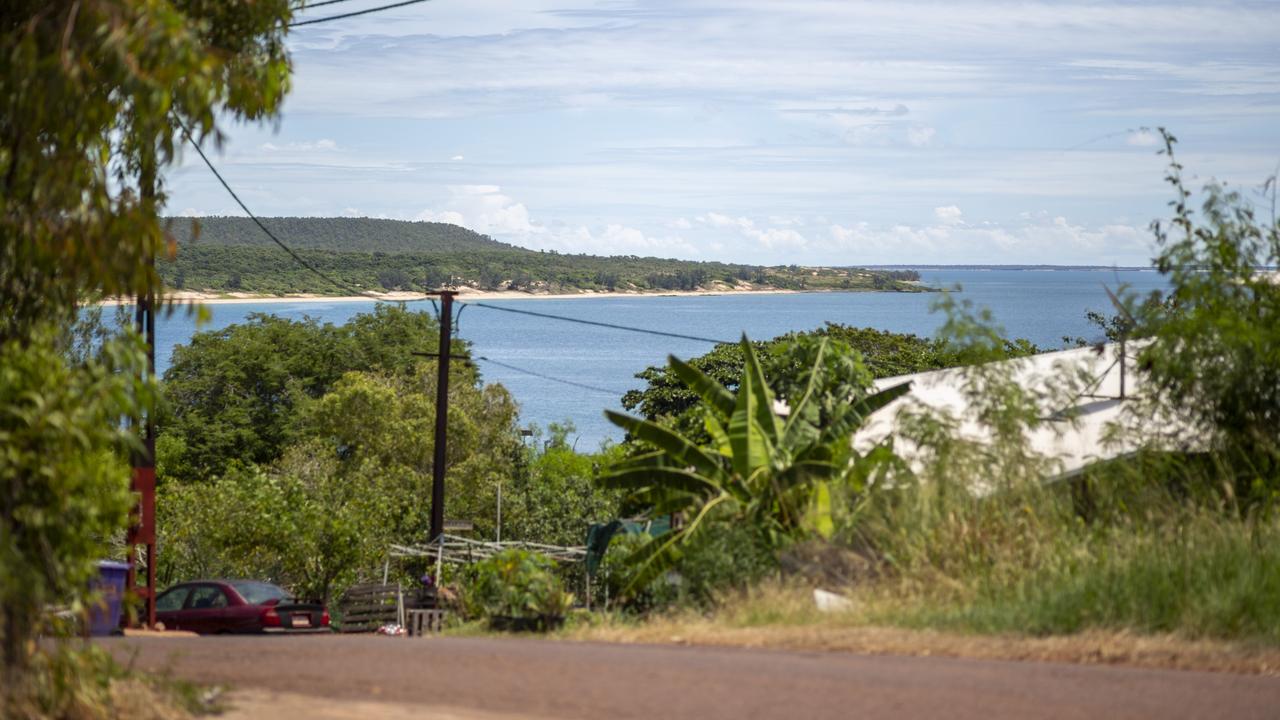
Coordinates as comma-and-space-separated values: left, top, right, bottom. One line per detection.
229, 581, 293, 605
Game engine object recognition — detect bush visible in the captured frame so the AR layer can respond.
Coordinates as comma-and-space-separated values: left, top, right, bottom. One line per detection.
1115, 129, 1280, 500
461, 549, 574, 628
1, 326, 149, 685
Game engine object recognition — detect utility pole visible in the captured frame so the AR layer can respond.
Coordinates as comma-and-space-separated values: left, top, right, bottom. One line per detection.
126, 154, 158, 628
429, 291, 455, 543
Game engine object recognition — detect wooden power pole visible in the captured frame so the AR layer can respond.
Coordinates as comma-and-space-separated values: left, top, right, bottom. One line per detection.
429, 290, 455, 543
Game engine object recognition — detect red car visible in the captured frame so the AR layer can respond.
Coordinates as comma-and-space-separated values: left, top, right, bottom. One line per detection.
155, 580, 330, 634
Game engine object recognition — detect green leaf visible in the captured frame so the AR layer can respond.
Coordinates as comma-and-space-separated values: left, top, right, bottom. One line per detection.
704, 411, 732, 456
820, 380, 912, 444
727, 367, 773, 479
618, 528, 687, 595
781, 337, 829, 447
599, 465, 720, 496
804, 480, 835, 539
618, 493, 730, 595
605, 409, 725, 478
740, 337, 784, 440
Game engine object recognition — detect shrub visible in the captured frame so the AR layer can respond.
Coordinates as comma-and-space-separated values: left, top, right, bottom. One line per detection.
462, 549, 574, 628
1, 327, 149, 687
599, 522, 778, 612
1113, 129, 1280, 501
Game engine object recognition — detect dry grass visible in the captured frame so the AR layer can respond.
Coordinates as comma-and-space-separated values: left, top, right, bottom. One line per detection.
6, 644, 217, 720
564, 585, 1280, 676
105, 679, 195, 720
222, 689, 544, 720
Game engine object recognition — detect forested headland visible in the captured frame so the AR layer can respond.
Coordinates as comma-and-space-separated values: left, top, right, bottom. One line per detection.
159, 216, 924, 296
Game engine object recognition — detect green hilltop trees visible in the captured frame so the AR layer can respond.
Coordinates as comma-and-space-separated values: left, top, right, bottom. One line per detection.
156, 216, 926, 296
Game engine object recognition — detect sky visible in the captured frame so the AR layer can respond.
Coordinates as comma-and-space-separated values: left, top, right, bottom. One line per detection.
165, 0, 1280, 266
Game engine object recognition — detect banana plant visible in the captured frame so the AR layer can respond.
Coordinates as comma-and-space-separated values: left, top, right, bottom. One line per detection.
600, 336, 910, 593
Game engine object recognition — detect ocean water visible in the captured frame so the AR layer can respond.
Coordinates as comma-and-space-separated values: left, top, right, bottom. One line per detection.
145, 269, 1167, 450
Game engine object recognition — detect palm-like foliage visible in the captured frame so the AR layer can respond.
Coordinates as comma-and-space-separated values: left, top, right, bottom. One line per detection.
601, 336, 910, 592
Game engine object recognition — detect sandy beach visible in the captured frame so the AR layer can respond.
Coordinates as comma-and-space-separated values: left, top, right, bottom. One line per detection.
100, 286, 803, 306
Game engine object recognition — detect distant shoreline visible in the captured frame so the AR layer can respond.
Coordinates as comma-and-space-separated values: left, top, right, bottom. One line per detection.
98, 286, 815, 306
858, 264, 1153, 271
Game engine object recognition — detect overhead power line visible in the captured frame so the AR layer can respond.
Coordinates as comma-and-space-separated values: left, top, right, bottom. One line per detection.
299, 0, 365, 8
175, 135, 622, 397
289, 0, 433, 27
467, 302, 735, 345
475, 356, 621, 396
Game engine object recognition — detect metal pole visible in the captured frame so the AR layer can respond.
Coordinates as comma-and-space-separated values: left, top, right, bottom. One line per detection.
496, 481, 502, 543
1119, 337, 1127, 399
429, 291, 454, 543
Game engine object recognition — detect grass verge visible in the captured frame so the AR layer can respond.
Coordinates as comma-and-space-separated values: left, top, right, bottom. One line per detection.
5, 643, 223, 720
564, 497, 1280, 675
564, 583, 1280, 675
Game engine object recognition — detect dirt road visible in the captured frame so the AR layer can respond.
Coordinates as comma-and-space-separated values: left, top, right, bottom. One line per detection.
101, 635, 1280, 719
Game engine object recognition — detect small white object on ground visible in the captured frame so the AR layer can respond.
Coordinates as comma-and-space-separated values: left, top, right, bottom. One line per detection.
813, 588, 854, 613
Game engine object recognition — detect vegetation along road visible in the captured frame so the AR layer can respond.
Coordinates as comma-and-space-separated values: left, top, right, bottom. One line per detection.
101, 635, 1280, 720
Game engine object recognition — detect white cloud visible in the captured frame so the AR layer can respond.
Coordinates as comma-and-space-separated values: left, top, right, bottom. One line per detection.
164, 0, 1278, 269
415, 185, 535, 236
934, 205, 963, 224
907, 126, 937, 147
285, 2, 1280, 120
825, 215, 1151, 265
415, 185, 697, 255
697, 213, 808, 249
1126, 130, 1160, 147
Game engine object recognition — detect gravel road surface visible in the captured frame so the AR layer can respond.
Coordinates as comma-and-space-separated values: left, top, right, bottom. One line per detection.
100, 635, 1280, 719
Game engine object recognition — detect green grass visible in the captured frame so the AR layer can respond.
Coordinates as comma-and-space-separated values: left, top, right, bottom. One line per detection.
868, 515, 1280, 643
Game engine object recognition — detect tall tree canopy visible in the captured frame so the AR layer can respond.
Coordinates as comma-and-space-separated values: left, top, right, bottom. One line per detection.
1, 0, 294, 694
159, 304, 459, 478
1, 0, 292, 339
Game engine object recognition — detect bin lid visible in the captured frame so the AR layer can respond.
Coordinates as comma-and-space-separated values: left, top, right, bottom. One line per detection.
97, 561, 131, 571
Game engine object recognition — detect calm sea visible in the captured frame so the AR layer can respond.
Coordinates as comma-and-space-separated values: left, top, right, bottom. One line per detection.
144, 269, 1166, 450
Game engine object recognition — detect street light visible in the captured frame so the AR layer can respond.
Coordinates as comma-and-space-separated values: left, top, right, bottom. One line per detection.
501, 427, 536, 543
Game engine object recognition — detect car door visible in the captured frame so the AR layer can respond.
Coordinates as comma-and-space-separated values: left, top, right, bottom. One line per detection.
155, 586, 192, 631
182, 584, 232, 634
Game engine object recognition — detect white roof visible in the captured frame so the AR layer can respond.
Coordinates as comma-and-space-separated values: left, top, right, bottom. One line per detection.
854, 343, 1149, 479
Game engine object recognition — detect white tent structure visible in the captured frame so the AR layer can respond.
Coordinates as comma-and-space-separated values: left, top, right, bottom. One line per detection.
853, 342, 1155, 480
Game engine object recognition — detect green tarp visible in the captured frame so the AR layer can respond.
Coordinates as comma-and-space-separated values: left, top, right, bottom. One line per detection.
584, 517, 671, 576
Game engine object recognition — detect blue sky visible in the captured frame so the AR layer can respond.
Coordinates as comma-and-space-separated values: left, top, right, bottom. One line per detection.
166, 0, 1280, 265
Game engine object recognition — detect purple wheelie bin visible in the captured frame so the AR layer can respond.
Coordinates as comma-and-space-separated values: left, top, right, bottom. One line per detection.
88, 561, 130, 636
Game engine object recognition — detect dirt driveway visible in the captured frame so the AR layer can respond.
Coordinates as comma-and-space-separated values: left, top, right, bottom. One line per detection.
100, 634, 1280, 719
